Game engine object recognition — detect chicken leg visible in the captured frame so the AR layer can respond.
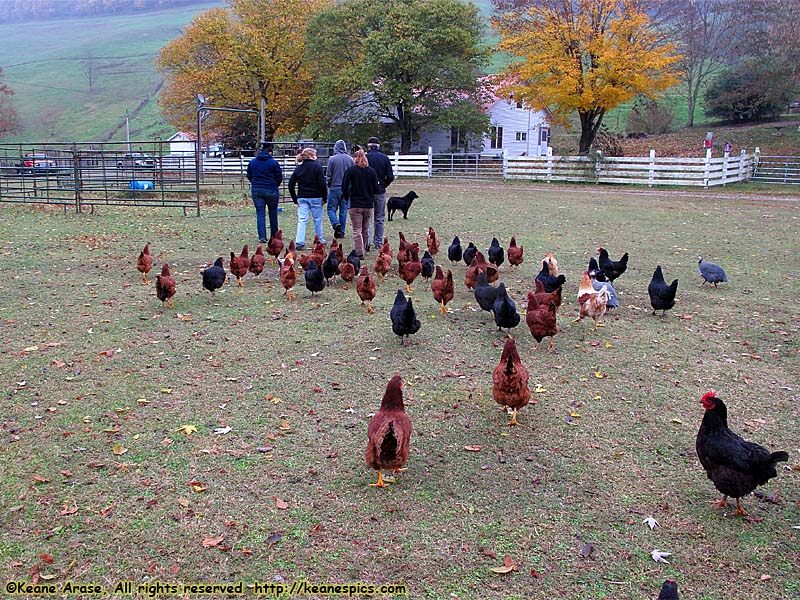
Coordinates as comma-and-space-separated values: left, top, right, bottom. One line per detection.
367, 301, 373, 314
370, 470, 387, 488
439, 300, 447, 315
709, 495, 728, 508
548, 337, 554, 353
168, 299, 174, 309
142, 274, 149, 285
733, 498, 747, 516
405, 283, 414, 293
508, 408, 519, 426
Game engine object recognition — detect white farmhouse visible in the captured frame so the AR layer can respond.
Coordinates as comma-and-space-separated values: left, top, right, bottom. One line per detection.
415, 95, 550, 157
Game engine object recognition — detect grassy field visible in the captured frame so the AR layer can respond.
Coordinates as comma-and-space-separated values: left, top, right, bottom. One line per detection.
0, 181, 798, 599
0, 2, 222, 143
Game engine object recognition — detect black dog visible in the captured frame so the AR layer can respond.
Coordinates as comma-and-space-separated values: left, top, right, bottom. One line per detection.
387, 191, 419, 221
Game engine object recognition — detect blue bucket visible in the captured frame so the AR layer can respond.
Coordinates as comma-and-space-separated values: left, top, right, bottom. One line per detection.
129, 180, 154, 190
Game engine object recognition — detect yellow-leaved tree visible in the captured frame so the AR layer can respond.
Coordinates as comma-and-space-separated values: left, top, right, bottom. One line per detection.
157, 0, 331, 144
493, 0, 681, 153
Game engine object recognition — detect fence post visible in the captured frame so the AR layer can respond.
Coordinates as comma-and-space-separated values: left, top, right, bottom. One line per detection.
72, 142, 81, 213
502, 148, 508, 180
393, 152, 400, 177
703, 148, 711, 188
738, 149, 746, 182
546, 146, 553, 183
648, 149, 655, 187
752, 146, 760, 182
427, 146, 433, 178
722, 150, 729, 185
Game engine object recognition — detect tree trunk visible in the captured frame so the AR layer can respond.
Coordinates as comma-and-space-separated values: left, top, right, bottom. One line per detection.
578, 109, 605, 154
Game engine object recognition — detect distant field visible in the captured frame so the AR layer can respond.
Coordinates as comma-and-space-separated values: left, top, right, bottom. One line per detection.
0, 2, 222, 143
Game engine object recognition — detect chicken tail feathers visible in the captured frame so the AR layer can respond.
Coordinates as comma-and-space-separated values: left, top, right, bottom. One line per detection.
379, 422, 399, 464
771, 451, 789, 464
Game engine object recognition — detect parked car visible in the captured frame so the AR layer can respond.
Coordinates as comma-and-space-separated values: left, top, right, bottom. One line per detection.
16, 153, 59, 175
117, 152, 156, 169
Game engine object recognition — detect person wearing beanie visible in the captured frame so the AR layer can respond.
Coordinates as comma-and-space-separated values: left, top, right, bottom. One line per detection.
325, 140, 354, 239
246, 142, 283, 243
365, 136, 394, 252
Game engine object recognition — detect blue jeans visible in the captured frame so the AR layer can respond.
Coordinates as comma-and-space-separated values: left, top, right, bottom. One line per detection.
327, 188, 349, 233
295, 197, 325, 246
252, 189, 279, 241
371, 191, 387, 248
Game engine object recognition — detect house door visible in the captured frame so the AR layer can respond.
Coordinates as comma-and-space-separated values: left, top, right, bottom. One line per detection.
538, 127, 550, 156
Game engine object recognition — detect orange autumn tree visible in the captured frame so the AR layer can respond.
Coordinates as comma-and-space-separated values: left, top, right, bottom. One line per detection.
493, 0, 681, 153
157, 0, 331, 143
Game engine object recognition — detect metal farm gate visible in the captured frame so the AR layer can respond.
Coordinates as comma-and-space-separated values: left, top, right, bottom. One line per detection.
430, 152, 505, 179
751, 155, 800, 185
0, 141, 199, 214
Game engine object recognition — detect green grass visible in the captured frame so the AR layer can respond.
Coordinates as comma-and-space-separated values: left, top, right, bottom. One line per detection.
0, 2, 222, 143
0, 181, 798, 599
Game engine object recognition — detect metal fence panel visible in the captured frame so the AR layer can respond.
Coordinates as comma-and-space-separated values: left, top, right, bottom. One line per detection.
752, 155, 800, 185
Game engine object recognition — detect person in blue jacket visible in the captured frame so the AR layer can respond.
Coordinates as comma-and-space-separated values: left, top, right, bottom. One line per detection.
246, 142, 283, 243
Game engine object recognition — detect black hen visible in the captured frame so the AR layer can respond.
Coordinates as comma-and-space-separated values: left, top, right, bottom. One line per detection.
648, 265, 678, 315
447, 236, 462, 263
347, 249, 361, 274
597, 247, 628, 282
390, 290, 421, 345
201, 257, 226, 296
587, 256, 607, 282
462, 242, 478, 267
696, 391, 788, 516
492, 282, 520, 332
487, 237, 504, 267
535, 260, 566, 293
304, 259, 326, 296
657, 580, 679, 600
474, 271, 497, 312
322, 249, 339, 283
420, 250, 435, 280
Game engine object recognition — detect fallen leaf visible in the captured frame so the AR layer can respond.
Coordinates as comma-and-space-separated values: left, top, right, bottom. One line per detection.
202, 535, 224, 548
112, 444, 128, 456
503, 554, 517, 570
160, 387, 173, 394
189, 481, 207, 493
464, 445, 482, 452
274, 498, 289, 510
490, 565, 515, 574
39, 554, 55, 564
593, 370, 605, 379
33, 474, 50, 483
24, 346, 39, 352
651, 549, 671, 564
59, 504, 78, 516
760, 574, 772, 581
168, 564, 180, 576
176, 498, 190, 508
177, 424, 197, 436
213, 426, 232, 435
279, 419, 291, 431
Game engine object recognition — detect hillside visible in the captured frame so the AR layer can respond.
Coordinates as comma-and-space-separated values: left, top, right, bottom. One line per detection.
0, 1, 222, 144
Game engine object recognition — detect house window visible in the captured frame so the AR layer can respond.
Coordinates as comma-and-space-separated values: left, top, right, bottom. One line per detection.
490, 126, 503, 149
515, 101, 523, 109
515, 131, 527, 142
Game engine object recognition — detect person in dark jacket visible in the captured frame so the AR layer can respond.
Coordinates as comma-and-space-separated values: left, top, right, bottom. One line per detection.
342, 149, 379, 259
246, 142, 283, 243
365, 136, 394, 251
288, 147, 328, 248
326, 140, 355, 239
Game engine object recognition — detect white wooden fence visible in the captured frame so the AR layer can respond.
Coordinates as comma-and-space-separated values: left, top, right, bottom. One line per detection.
165, 147, 757, 188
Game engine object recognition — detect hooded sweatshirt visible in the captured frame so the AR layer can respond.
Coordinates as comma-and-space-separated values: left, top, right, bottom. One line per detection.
326, 140, 355, 190
246, 151, 283, 194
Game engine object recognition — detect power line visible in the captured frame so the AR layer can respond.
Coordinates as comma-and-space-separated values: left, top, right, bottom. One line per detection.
4, 78, 142, 101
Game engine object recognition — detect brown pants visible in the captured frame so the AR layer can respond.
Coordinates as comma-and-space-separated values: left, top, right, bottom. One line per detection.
348, 207, 373, 258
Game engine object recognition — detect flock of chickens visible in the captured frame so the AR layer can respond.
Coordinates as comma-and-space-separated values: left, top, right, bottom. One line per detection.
135, 211, 786, 596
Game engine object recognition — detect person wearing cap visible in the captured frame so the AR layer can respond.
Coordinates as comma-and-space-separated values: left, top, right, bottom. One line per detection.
288, 147, 328, 249
365, 136, 394, 252
246, 142, 283, 243
325, 140, 354, 239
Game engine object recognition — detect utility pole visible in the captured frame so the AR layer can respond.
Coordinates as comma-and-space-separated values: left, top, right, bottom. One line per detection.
126, 110, 131, 153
